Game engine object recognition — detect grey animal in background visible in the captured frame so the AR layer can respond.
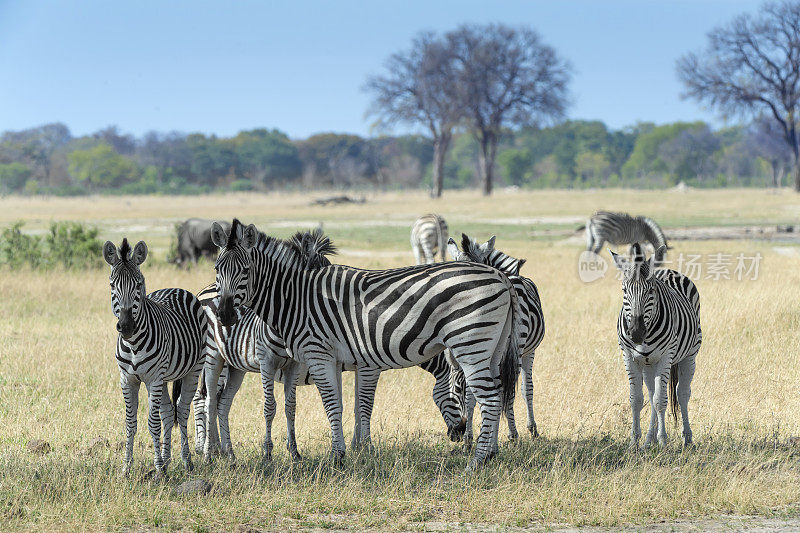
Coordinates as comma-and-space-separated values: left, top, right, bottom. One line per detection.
411, 214, 449, 264
585, 211, 669, 264
175, 218, 232, 267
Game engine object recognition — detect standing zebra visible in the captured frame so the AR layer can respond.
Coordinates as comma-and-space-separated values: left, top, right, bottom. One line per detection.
195, 229, 466, 462
196, 229, 336, 462
447, 234, 546, 444
211, 219, 520, 469
610, 243, 701, 448
103, 239, 207, 476
586, 211, 669, 264
411, 214, 449, 264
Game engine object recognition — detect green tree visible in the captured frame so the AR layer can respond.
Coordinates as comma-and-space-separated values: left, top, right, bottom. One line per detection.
233, 129, 302, 187
497, 149, 531, 186
0, 162, 33, 192
67, 144, 141, 190
621, 122, 702, 180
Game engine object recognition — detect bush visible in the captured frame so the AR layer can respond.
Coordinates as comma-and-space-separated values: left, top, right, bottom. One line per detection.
0, 222, 44, 268
229, 179, 255, 191
0, 221, 103, 269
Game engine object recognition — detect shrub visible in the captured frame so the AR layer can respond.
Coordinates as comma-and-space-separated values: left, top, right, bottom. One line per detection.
0, 221, 103, 269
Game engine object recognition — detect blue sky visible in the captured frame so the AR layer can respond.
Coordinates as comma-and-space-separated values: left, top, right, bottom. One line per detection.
0, 0, 764, 140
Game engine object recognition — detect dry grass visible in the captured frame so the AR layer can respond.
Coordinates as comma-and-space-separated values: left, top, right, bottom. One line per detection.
1, 189, 800, 531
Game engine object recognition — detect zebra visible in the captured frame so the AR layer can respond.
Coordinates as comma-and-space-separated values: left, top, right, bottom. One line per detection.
446, 234, 546, 446
195, 228, 466, 461
411, 214, 449, 264
210, 219, 520, 469
103, 238, 207, 476
610, 242, 701, 448
586, 211, 669, 264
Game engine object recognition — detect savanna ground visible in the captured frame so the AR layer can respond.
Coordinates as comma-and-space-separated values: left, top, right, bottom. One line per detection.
2, 189, 800, 532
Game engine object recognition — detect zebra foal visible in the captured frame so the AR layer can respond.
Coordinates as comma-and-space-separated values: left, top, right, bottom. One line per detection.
411, 214, 448, 264
103, 239, 207, 476
611, 243, 701, 448
586, 211, 669, 264
211, 219, 520, 469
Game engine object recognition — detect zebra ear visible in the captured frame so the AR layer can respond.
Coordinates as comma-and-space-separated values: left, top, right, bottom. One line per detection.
132, 241, 148, 265
654, 245, 667, 263
609, 249, 628, 272
486, 236, 496, 251
446, 238, 460, 261
241, 224, 259, 250
210, 221, 229, 248
103, 241, 119, 266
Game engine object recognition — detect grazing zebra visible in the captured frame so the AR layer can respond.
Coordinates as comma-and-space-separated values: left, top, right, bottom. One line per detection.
586, 211, 669, 264
103, 239, 207, 476
411, 214, 449, 264
447, 234, 546, 445
211, 219, 520, 469
610, 243, 701, 448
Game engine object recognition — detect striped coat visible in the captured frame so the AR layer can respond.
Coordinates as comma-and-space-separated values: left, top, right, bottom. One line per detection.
411, 214, 449, 264
211, 219, 521, 469
586, 211, 669, 264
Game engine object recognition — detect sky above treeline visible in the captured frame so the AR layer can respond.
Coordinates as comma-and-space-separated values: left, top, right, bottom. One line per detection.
0, 0, 765, 139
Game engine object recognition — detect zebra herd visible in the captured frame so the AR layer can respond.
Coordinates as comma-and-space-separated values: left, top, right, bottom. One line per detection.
104, 210, 701, 476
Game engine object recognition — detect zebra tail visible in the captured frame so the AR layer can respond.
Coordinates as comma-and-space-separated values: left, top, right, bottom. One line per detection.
500, 281, 522, 413
172, 378, 182, 425
668, 364, 679, 426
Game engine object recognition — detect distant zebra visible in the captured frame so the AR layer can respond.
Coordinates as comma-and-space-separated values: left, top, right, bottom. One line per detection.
447, 234, 546, 445
610, 243, 701, 448
411, 214, 449, 264
586, 211, 669, 264
211, 219, 520, 469
103, 239, 207, 476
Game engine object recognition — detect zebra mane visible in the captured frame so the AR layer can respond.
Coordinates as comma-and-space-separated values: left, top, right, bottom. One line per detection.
289, 228, 338, 269
226, 218, 242, 250
459, 233, 526, 276
119, 238, 131, 263
625, 242, 652, 280
257, 231, 336, 271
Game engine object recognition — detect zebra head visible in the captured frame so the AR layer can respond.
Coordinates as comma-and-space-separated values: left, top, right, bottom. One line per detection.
103, 238, 148, 340
610, 243, 662, 345
211, 218, 259, 327
448, 234, 527, 276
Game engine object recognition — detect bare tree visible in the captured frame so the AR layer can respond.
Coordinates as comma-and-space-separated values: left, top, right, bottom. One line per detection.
365, 32, 461, 198
446, 24, 570, 195
748, 115, 793, 187
677, 1, 800, 190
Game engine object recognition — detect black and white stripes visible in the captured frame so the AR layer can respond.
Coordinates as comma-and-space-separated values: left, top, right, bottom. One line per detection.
104, 238, 207, 476
411, 214, 449, 264
611, 243, 701, 448
211, 219, 520, 469
587, 211, 669, 264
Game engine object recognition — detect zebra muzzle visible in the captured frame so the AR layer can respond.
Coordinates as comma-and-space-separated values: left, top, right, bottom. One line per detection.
117, 308, 136, 339
628, 315, 646, 345
217, 295, 238, 327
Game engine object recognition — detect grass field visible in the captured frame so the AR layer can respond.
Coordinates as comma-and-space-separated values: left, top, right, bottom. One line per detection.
2, 189, 800, 531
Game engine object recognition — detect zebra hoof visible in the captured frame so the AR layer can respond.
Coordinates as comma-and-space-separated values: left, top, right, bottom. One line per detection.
329, 449, 345, 466
529, 424, 539, 438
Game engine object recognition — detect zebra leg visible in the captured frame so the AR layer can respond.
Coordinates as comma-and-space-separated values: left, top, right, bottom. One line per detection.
425, 355, 465, 441
462, 384, 476, 453
192, 370, 207, 455
642, 365, 658, 448
422, 243, 436, 264
352, 367, 381, 450
676, 356, 696, 446
411, 241, 424, 265
281, 363, 302, 461
258, 359, 278, 461
465, 381, 502, 470
144, 378, 165, 476
307, 358, 346, 463
653, 360, 670, 446
624, 354, 644, 449
158, 385, 175, 471
120, 373, 140, 477
504, 369, 519, 442
521, 354, 538, 437
217, 367, 246, 462
178, 366, 202, 471
202, 354, 225, 461
585, 223, 594, 251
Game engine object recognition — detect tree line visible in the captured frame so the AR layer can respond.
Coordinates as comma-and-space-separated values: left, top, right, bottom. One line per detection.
0, 117, 791, 196
3, 3, 800, 196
